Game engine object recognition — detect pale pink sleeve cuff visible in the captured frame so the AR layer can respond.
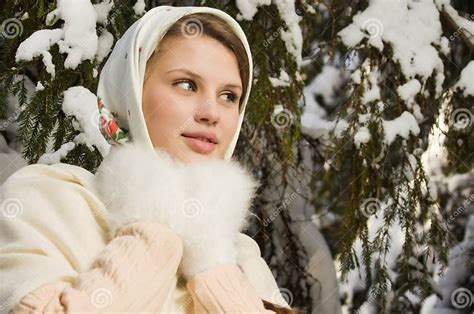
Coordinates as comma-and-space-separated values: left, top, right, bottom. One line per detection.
186, 263, 275, 313
10, 221, 183, 313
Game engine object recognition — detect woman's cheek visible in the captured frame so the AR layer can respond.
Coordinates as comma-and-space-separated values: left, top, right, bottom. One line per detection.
222, 110, 239, 146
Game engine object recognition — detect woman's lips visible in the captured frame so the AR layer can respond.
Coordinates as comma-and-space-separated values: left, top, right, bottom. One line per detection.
182, 135, 216, 154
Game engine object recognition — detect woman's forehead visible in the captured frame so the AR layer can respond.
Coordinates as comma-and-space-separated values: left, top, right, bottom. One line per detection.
149, 36, 242, 87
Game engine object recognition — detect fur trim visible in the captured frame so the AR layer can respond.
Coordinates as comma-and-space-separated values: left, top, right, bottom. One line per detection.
94, 142, 260, 278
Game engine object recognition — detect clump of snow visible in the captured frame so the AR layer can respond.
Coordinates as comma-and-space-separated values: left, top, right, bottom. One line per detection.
351, 69, 362, 84
445, 172, 474, 193
383, 111, 420, 145
354, 126, 371, 148
439, 36, 450, 56
15, 29, 63, 77
55, 0, 98, 69
295, 70, 303, 81
235, 0, 271, 20
236, 0, 303, 67
412, 104, 424, 121
96, 28, 114, 64
301, 105, 348, 140
94, 0, 113, 24
133, 0, 146, 16
269, 69, 291, 87
421, 96, 450, 177
61, 86, 110, 156
307, 65, 345, 106
16, 0, 99, 77
338, 0, 445, 97
397, 79, 422, 103
454, 61, 474, 97
301, 65, 348, 139
276, 0, 303, 67
38, 142, 75, 164
362, 68, 381, 104
434, 0, 450, 7
35, 81, 45, 91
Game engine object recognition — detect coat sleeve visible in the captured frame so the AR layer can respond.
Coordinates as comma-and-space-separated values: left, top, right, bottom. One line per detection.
0, 164, 183, 313
9, 222, 183, 312
186, 263, 274, 313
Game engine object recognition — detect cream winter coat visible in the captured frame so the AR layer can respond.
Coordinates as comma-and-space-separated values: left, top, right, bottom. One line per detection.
0, 144, 290, 312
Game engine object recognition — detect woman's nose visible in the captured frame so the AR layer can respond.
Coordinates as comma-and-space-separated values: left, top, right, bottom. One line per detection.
194, 96, 220, 125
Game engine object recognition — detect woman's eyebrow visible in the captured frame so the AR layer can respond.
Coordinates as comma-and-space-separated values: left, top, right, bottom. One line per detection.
166, 68, 201, 80
166, 68, 242, 92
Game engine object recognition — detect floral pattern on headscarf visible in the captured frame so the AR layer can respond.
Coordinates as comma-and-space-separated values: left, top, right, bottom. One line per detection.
97, 96, 130, 145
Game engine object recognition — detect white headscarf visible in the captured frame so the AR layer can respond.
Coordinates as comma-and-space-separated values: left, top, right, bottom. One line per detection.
96, 5, 253, 161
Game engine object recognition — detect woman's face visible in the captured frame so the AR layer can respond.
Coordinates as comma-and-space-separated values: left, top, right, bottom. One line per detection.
142, 35, 243, 163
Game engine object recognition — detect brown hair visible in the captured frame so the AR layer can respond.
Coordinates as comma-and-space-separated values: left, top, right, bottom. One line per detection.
144, 12, 250, 111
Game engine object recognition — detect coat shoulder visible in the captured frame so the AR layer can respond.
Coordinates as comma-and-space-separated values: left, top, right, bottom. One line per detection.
3, 162, 95, 189
235, 233, 291, 308
1, 162, 109, 239
237, 232, 262, 256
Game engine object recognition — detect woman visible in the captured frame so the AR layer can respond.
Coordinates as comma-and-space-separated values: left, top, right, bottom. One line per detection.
0, 5, 298, 313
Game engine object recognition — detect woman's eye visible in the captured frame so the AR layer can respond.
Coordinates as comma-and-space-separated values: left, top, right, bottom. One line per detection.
222, 92, 239, 103
174, 80, 195, 91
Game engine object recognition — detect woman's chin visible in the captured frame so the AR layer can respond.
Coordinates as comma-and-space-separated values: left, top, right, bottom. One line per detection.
169, 147, 221, 164
186, 150, 222, 163
152, 142, 224, 164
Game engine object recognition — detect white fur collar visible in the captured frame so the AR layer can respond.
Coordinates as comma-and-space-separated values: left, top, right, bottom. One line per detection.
94, 142, 260, 251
